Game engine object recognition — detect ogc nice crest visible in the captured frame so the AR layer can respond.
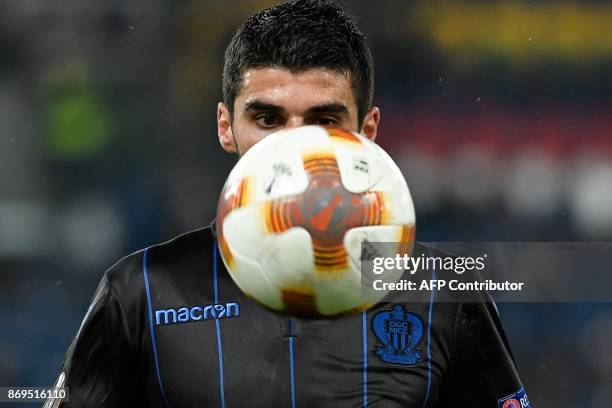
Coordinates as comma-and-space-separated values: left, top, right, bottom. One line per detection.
372, 304, 424, 366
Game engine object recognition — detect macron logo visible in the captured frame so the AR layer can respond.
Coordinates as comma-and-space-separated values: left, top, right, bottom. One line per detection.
155, 302, 240, 326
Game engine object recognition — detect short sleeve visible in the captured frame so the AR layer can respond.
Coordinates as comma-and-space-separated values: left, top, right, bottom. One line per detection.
46, 271, 141, 407
441, 297, 531, 407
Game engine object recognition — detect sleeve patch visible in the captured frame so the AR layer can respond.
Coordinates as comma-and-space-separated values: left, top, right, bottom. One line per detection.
498, 387, 531, 408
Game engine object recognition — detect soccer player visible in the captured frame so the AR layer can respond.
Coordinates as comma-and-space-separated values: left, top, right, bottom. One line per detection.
47, 1, 530, 407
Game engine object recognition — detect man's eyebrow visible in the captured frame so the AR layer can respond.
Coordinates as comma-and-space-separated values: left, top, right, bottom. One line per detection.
243, 100, 285, 113
305, 103, 349, 115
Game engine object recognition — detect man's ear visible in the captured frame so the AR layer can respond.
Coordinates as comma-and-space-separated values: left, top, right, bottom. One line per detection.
218, 102, 237, 153
361, 106, 380, 142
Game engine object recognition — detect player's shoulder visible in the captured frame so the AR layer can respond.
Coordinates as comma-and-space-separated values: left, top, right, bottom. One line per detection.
105, 224, 215, 290
144, 224, 215, 266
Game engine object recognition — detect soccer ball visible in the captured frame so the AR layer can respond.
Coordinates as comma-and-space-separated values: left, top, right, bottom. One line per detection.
216, 126, 415, 317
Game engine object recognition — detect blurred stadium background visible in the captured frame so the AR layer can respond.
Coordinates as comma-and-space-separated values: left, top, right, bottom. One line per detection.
1, 0, 611, 406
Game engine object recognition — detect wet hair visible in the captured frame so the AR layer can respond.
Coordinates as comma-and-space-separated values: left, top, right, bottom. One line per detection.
223, 0, 374, 123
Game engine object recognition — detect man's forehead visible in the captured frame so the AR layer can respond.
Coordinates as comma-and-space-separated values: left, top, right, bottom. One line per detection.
236, 67, 356, 112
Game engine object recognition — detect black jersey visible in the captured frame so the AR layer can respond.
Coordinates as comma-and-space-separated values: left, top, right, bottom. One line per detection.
47, 224, 531, 408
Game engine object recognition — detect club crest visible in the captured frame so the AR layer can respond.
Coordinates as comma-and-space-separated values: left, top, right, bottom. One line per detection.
372, 304, 424, 366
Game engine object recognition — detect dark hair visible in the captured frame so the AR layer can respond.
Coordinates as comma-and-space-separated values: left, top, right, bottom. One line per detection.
223, 0, 374, 123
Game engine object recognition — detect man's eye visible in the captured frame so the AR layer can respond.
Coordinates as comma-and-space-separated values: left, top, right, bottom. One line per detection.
313, 117, 339, 126
255, 114, 281, 128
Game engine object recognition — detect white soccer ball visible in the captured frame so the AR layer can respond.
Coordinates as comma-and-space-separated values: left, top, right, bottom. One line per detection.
216, 126, 415, 317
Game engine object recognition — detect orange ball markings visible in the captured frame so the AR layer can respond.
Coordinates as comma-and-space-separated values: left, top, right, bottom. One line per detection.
265, 151, 386, 272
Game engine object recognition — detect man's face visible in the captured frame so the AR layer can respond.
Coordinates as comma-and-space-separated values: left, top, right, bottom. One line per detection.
217, 67, 380, 155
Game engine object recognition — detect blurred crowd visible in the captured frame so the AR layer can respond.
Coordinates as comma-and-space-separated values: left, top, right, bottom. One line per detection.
0, 1, 611, 406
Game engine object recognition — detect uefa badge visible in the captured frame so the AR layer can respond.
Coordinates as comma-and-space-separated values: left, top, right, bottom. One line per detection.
372, 304, 424, 366
501, 400, 520, 408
